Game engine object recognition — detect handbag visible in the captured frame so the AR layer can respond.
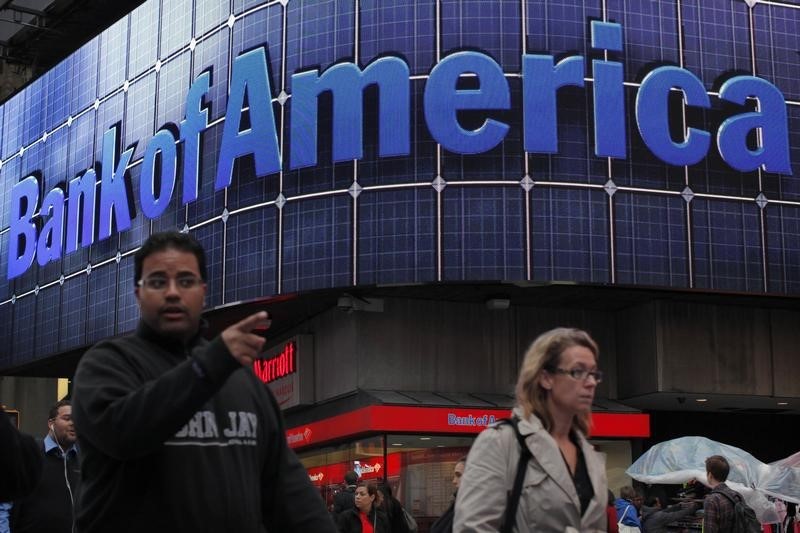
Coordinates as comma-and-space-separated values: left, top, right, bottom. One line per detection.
617, 505, 641, 533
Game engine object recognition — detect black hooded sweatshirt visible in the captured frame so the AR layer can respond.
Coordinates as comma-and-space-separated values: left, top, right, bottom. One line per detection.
72, 320, 336, 533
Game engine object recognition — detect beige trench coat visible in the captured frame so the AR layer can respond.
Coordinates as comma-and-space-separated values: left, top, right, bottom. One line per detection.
454, 408, 608, 533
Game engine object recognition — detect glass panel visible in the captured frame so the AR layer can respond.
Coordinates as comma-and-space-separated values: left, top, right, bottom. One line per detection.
591, 439, 632, 503
386, 434, 473, 531
298, 435, 385, 514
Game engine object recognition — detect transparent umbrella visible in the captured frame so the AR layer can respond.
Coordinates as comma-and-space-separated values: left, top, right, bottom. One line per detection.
626, 436, 800, 524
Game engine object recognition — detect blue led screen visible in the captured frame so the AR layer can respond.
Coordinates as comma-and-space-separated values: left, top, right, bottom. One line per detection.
1, 0, 800, 370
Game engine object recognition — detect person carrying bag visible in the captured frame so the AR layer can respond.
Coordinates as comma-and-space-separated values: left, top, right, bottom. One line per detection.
453, 328, 609, 533
617, 505, 641, 533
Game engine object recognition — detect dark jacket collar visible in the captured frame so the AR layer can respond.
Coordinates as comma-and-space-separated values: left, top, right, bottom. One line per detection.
135, 318, 208, 353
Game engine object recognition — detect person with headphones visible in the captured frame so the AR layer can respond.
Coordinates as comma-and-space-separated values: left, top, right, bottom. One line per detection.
9, 399, 80, 533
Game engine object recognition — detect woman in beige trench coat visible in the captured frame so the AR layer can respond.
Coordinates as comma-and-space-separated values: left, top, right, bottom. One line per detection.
454, 328, 608, 533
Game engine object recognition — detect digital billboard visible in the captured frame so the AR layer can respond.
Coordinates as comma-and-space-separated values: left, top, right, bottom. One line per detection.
1, 0, 799, 369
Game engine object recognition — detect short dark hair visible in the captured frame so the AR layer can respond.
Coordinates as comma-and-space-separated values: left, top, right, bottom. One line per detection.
344, 470, 358, 485
48, 399, 71, 421
620, 485, 636, 501
134, 231, 207, 285
706, 455, 730, 482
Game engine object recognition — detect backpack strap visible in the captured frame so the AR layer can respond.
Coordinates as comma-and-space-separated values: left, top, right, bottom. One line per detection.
713, 488, 739, 506
500, 416, 532, 533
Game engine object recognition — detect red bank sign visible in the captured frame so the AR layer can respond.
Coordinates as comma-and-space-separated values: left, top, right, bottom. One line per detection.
286, 406, 650, 449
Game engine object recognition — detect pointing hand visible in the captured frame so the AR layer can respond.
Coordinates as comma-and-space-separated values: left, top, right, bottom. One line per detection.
221, 311, 271, 367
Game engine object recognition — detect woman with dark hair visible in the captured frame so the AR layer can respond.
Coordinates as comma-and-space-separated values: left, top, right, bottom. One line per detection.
337, 482, 390, 533
454, 327, 608, 532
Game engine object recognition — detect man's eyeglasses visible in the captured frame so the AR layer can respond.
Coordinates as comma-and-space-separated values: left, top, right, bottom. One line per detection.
137, 276, 204, 291
550, 367, 603, 383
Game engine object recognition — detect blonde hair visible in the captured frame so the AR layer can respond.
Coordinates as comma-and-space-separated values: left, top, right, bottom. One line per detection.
515, 327, 599, 435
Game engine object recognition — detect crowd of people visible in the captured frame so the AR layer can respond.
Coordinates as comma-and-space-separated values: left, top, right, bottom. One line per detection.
0, 231, 794, 533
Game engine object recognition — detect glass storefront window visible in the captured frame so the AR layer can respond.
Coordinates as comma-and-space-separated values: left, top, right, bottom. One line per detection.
385, 434, 473, 531
298, 433, 634, 533
298, 435, 385, 513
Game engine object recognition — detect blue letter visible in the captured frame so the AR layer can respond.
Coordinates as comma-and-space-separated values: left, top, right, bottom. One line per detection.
66, 169, 97, 253
291, 56, 410, 168
424, 51, 510, 154
636, 66, 710, 166
37, 188, 65, 266
522, 55, 584, 153
7, 176, 39, 279
140, 128, 178, 219
591, 21, 626, 158
181, 70, 211, 203
717, 76, 791, 174
98, 126, 134, 241
217, 48, 281, 190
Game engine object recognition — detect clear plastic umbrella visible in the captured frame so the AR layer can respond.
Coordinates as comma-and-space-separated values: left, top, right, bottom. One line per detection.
625, 436, 800, 524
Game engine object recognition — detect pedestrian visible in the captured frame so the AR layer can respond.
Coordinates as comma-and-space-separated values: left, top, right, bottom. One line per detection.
337, 481, 391, 533
454, 327, 608, 532
703, 455, 743, 533
607, 490, 619, 533
71, 231, 336, 533
9, 400, 80, 533
0, 407, 42, 501
334, 471, 359, 516
378, 483, 411, 533
430, 456, 466, 533
616, 486, 642, 532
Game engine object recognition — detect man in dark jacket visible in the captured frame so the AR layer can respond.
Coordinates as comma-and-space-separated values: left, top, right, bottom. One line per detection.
71, 231, 336, 533
430, 456, 466, 533
0, 408, 42, 502
10, 400, 80, 533
333, 471, 359, 516
703, 455, 741, 533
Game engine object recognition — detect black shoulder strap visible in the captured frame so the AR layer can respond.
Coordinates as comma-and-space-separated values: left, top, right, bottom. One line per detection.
500, 416, 532, 533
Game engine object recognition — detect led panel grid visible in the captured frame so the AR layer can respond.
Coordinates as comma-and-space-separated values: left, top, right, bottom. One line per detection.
1, 0, 800, 370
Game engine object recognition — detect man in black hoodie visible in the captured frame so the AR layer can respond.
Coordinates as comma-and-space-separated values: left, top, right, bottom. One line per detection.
72, 231, 336, 533
333, 471, 359, 516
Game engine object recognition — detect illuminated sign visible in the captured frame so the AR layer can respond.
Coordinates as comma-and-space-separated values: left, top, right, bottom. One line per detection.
5, 20, 791, 279
254, 335, 313, 410
285, 405, 650, 449
305, 455, 403, 486
253, 341, 296, 384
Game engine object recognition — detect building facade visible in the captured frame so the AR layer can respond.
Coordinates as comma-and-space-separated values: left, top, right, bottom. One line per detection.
1, 0, 799, 525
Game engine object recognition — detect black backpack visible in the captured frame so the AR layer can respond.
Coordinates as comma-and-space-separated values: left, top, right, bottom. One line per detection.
713, 489, 761, 533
